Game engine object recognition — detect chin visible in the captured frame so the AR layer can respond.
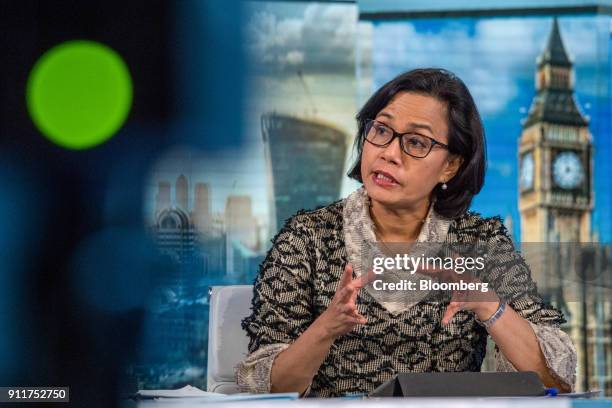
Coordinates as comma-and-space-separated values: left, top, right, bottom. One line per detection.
364, 182, 403, 206
364, 181, 426, 211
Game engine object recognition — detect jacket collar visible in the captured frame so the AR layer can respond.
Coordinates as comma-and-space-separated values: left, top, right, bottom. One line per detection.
343, 187, 452, 314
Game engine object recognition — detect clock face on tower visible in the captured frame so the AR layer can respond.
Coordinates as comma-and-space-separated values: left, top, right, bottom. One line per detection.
552, 151, 584, 189
520, 152, 534, 191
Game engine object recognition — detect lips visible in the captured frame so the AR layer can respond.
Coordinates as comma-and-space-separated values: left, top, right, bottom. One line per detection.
372, 170, 400, 186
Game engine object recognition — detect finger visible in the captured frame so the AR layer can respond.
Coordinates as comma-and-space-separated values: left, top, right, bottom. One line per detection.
353, 269, 377, 290
337, 285, 355, 303
453, 290, 467, 302
333, 285, 348, 302
348, 283, 362, 305
339, 263, 354, 290
340, 277, 366, 303
442, 302, 461, 325
345, 314, 367, 325
348, 269, 377, 306
350, 288, 359, 305
339, 303, 358, 315
338, 301, 365, 318
342, 268, 377, 307
355, 312, 367, 323
351, 310, 363, 320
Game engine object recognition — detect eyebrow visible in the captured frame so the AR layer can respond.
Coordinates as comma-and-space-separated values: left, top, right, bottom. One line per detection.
376, 111, 434, 134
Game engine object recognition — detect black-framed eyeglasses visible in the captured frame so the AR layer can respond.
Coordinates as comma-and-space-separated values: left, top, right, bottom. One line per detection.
363, 119, 449, 158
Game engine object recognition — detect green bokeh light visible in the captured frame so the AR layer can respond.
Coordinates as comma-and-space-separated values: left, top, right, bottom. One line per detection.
26, 40, 133, 150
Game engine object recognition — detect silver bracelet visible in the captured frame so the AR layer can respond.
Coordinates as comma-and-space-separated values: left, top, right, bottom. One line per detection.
475, 300, 506, 329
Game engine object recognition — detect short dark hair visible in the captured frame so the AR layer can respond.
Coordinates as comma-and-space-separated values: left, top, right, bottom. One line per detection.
348, 68, 486, 218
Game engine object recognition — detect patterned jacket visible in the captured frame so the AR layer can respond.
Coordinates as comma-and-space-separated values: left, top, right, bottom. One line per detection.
235, 188, 576, 397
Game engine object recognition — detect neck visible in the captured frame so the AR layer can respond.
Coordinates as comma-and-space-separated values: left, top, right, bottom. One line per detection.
369, 198, 431, 243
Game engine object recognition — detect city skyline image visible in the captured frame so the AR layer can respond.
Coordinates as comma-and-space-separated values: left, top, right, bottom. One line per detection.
137, 4, 612, 392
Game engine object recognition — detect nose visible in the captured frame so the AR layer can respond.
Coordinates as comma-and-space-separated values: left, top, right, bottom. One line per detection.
379, 135, 403, 165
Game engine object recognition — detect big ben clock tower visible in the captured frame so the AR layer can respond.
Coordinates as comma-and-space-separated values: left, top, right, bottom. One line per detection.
519, 17, 593, 243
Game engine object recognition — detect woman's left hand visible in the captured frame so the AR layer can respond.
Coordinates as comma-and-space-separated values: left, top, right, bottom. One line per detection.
417, 263, 500, 325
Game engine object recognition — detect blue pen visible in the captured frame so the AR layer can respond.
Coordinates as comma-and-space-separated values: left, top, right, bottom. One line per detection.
342, 392, 369, 399
545, 388, 559, 396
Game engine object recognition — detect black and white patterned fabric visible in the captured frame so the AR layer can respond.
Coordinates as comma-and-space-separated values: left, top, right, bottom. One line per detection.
235, 188, 576, 397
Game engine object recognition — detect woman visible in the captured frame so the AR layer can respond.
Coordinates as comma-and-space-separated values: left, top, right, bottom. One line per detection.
235, 68, 576, 397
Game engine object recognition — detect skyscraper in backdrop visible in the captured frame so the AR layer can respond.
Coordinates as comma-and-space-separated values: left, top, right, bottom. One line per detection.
262, 113, 349, 237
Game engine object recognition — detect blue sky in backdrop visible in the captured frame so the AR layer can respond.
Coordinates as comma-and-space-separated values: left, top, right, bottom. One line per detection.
369, 15, 611, 241
147, 3, 611, 243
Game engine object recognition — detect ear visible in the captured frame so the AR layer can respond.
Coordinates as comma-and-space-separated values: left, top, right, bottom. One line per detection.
440, 154, 464, 183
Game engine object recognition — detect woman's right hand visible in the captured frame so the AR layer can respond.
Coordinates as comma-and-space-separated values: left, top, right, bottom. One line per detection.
314, 263, 373, 340
269, 263, 374, 393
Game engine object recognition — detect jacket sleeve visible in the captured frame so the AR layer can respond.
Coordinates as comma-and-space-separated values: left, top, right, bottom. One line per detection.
483, 217, 577, 391
235, 215, 315, 393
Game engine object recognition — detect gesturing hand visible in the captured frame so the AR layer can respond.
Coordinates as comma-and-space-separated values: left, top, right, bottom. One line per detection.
416, 260, 499, 325
315, 263, 375, 340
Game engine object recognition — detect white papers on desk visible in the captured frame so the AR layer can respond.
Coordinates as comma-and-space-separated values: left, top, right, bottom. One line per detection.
134, 386, 299, 403
136, 385, 224, 398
